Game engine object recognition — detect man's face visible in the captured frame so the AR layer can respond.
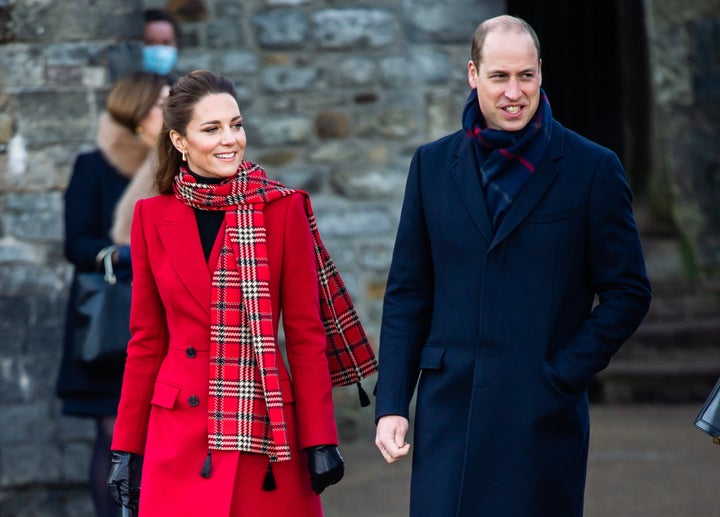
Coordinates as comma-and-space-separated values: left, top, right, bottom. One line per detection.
144, 20, 177, 47
468, 29, 542, 131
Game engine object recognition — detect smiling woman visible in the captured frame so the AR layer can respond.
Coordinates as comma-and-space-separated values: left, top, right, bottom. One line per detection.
168, 93, 247, 180
107, 70, 377, 517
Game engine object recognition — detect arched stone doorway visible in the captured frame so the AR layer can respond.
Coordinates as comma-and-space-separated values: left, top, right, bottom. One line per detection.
506, 0, 651, 195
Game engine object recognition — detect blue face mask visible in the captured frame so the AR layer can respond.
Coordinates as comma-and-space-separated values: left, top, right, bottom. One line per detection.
142, 45, 178, 75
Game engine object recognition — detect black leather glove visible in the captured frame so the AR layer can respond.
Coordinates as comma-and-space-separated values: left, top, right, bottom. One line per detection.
306, 445, 344, 495
107, 450, 142, 511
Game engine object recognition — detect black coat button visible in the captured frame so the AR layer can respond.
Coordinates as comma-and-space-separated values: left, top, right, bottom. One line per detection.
186, 347, 197, 358
188, 395, 199, 407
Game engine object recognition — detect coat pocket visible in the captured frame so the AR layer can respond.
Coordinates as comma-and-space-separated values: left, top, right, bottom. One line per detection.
542, 362, 578, 398
529, 205, 578, 223
280, 377, 295, 403
150, 380, 182, 409
419, 345, 446, 370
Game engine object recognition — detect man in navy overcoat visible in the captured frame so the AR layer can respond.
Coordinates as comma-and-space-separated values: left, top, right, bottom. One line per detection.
374, 15, 652, 517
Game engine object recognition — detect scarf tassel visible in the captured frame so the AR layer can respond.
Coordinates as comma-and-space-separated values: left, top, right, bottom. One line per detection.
200, 450, 212, 479
357, 381, 371, 407
263, 460, 277, 491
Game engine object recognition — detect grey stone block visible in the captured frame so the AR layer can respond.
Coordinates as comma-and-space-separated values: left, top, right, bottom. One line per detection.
56, 415, 94, 442
106, 41, 143, 83
335, 57, 377, 86
378, 49, 452, 86
261, 66, 320, 93
62, 442, 91, 483
206, 20, 245, 49
15, 91, 94, 145
248, 115, 313, 146
0, 44, 44, 89
0, 403, 55, 443
11, 0, 143, 43
254, 10, 308, 49
312, 9, 398, 49
331, 162, 408, 200
0, 265, 66, 296
219, 50, 260, 76
1, 442, 62, 486
402, 0, 504, 43
311, 199, 394, 239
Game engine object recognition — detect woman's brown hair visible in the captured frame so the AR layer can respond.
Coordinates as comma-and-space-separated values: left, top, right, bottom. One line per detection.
105, 72, 167, 132
155, 69, 238, 194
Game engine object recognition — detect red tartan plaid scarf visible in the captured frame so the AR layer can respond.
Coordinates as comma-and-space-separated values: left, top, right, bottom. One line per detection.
173, 162, 377, 463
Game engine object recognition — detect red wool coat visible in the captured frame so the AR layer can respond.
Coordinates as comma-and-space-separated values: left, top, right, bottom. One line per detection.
112, 192, 338, 517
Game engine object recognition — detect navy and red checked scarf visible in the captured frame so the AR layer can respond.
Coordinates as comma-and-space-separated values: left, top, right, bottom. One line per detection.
173, 162, 377, 467
462, 88, 553, 228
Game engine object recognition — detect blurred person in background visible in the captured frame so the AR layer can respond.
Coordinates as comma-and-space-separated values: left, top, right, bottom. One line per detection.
56, 71, 169, 517
142, 8, 179, 77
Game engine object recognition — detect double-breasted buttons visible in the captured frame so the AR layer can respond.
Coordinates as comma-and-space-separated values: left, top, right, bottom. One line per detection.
185, 347, 199, 407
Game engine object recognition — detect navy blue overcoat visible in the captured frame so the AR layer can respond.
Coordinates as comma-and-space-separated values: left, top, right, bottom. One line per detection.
375, 120, 651, 516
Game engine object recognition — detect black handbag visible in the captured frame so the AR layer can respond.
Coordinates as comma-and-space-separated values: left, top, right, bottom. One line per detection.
694, 376, 720, 445
72, 246, 132, 366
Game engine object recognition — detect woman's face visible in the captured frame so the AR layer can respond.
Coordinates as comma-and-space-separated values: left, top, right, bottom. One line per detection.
170, 93, 247, 179
138, 85, 170, 145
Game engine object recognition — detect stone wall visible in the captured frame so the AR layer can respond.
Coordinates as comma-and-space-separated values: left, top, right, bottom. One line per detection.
644, 0, 720, 274
0, 0, 504, 513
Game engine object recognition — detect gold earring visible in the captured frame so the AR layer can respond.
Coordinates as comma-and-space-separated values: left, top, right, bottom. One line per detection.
181, 151, 186, 162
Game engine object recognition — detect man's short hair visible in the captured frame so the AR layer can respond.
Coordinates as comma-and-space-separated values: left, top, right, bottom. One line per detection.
470, 15, 541, 67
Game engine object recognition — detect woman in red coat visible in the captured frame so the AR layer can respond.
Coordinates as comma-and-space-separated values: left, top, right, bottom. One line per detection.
108, 70, 375, 516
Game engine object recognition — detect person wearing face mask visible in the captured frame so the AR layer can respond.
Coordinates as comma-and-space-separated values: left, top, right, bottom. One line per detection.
107, 70, 377, 516
142, 8, 179, 77
55, 71, 169, 517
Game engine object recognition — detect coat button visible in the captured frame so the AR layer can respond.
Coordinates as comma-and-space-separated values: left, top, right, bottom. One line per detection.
188, 395, 199, 407
186, 347, 197, 358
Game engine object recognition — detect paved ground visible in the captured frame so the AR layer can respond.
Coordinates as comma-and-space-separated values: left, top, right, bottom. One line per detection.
322, 404, 720, 517
3, 404, 714, 516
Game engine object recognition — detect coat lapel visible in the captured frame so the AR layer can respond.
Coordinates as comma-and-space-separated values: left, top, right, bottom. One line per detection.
450, 136, 494, 245
157, 198, 212, 316
490, 121, 563, 251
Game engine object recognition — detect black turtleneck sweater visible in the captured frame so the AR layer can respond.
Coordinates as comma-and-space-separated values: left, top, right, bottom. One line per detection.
187, 169, 225, 262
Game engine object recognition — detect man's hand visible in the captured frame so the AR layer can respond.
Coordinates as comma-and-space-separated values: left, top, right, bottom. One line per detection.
375, 415, 411, 463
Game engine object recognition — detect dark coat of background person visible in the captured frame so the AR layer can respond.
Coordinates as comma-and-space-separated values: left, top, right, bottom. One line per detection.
375, 119, 652, 516
56, 149, 130, 415
54, 71, 166, 517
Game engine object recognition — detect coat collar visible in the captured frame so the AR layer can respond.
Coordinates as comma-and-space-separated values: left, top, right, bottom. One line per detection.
157, 197, 223, 316
451, 121, 564, 250
450, 135, 494, 244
